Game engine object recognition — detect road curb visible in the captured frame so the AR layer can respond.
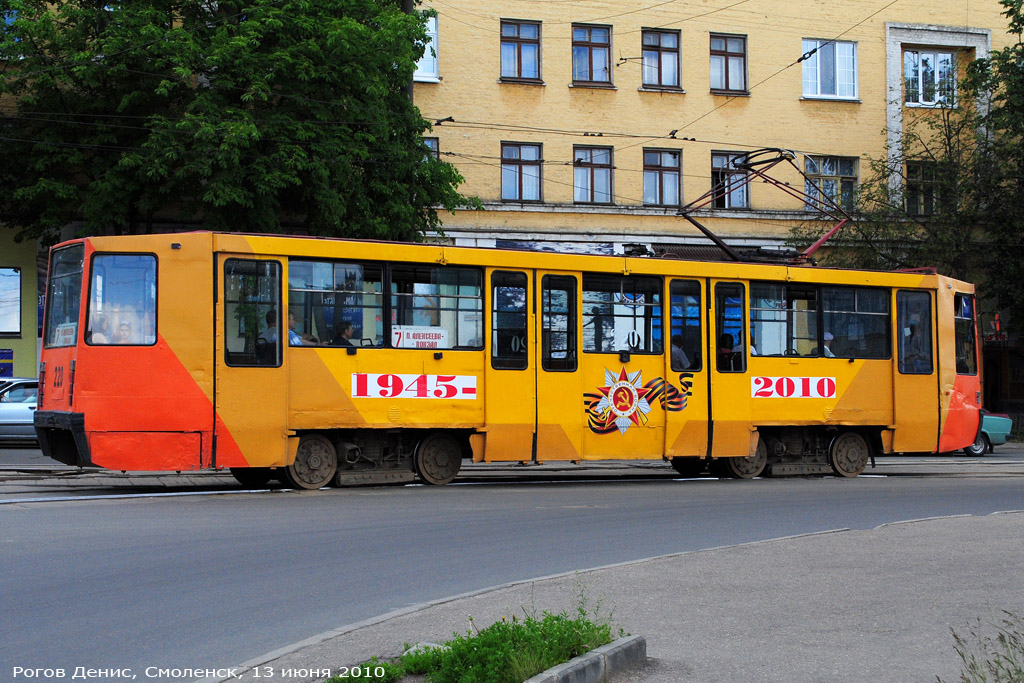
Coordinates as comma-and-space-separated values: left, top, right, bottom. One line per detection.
523, 635, 646, 683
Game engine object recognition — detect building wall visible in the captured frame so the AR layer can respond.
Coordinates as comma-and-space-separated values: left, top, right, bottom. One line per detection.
0, 228, 39, 378
413, 0, 1006, 251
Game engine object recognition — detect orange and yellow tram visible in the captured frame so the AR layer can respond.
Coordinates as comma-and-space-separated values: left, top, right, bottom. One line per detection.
34, 232, 981, 487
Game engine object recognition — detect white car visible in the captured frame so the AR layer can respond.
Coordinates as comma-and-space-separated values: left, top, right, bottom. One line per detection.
0, 378, 39, 443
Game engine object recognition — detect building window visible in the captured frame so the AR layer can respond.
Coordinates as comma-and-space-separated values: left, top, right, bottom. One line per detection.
0, 268, 21, 336
906, 162, 937, 215
501, 20, 541, 81
574, 147, 613, 204
904, 49, 955, 105
802, 39, 857, 99
501, 143, 542, 202
643, 149, 681, 206
414, 15, 439, 82
642, 30, 680, 88
572, 24, 611, 84
424, 137, 439, 160
804, 155, 857, 211
711, 152, 748, 209
710, 34, 746, 93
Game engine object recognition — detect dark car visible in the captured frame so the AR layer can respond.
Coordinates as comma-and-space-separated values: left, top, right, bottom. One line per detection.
0, 378, 39, 443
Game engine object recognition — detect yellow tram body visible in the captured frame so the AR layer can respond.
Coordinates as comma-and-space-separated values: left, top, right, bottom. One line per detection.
35, 232, 981, 486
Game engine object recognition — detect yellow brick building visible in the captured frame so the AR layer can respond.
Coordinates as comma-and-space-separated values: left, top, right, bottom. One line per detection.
412, 0, 1007, 255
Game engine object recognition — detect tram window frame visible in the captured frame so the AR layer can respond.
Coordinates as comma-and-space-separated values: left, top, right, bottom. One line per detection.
954, 293, 978, 375
821, 286, 891, 359
43, 244, 85, 349
491, 271, 529, 370
896, 290, 933, 375
86, 253, 158, 347
669, 280, 702, 371
289, 260, 384, 348
715, 282, 746, 372
582, 274, 663, 355
223, 259, 282, 368
542, 275, 577, 372
750, 283, 817, 357
390, 264, 484, 350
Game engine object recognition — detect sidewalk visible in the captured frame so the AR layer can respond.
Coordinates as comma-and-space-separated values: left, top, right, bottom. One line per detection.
216, 511, 1024, 683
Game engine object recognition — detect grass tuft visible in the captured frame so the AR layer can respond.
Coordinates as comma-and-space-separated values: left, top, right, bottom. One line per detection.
940, 611, 1024, 683
329, 582, 621, 683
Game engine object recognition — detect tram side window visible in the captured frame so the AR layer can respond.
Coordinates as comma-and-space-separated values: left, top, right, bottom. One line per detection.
821, 287, 890, 359
87, 254, 157, 346
289, 260, 384, 347
954, 293, 977, 375
582, 274, 662, 354
669, 280, 701, 371
44, 245, 84, 348
750, 283, 816, 357
542, 275, 577, 371
391, 265, 483, 349
224, 259, 281, 367
492, 271, 528, 370
897, 290, 933, 374
715, 282, 746, 372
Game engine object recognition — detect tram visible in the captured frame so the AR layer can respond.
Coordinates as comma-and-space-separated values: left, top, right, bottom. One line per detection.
34, 232, 981, 487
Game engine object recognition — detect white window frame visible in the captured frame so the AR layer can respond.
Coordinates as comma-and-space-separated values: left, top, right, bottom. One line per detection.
0, 267, 21, 336
802, 39, 857, 99
414, 15, 440, 82
903, 48, 956, 106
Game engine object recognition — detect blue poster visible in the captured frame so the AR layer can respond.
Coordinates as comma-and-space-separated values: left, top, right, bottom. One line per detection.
0, 349, 12, 378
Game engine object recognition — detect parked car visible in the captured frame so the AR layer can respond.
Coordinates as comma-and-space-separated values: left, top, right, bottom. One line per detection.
963, 410, 1014, 456
0, 378, 38, 444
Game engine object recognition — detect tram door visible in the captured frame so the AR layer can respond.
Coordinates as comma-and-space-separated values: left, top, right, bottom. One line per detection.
534, 273, 583, 460
664, 279, 710, 457
214, 254, 290, 468
709, 280, 756, 456
892, 290, 939, 452
483, 270, 536, 461
579, 273, 666, 460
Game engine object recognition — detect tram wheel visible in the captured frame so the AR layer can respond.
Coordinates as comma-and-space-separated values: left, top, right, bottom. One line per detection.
670, 457, 706, 478
829, 432, 870, 477
229, 467, 272, 488
415, 432, 462, 486
724, 439, 767, 479
284, 434, 338, 490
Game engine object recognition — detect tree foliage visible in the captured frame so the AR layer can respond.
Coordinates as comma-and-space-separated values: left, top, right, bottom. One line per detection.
791, 104, 992, 282
792, 0, 1024, 325
0, 0, 473, 242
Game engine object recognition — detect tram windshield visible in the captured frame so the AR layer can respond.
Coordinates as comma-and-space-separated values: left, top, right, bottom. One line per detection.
44, 244, 85, 348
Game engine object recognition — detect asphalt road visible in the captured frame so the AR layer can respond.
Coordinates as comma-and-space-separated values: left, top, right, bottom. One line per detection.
1, 452, 1023, 680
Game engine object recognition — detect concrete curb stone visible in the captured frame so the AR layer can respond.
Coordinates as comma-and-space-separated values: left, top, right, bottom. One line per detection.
523, 635, 646, 683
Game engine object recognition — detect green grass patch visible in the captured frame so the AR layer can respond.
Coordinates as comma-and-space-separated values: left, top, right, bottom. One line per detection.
328, 584, 623, 683
943, 611, 1024, 682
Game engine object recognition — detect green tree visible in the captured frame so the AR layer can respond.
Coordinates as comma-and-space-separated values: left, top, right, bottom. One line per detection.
793, 0, 1024, 326
790, 103, 992, 282
0, 0, 473, 242
964, 0, 1024, 328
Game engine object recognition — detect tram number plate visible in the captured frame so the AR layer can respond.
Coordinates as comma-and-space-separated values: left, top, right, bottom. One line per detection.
351, 373, 478, 400
751, 376, 837, 399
